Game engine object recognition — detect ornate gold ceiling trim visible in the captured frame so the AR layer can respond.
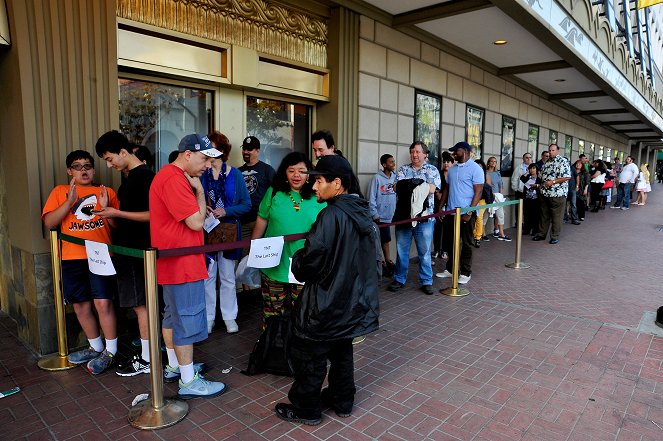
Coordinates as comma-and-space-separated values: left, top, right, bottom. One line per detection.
117, 0, 328, 67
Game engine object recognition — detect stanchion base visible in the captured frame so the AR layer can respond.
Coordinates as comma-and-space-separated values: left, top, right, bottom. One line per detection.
37, 355, 77, 371
505, 262, 530, 269
440, 287, 470, 297
128, 397, 189, 430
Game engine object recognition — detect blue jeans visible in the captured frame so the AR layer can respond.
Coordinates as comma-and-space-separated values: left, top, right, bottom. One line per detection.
394, 221, 434, 286
614, 183, 633, 208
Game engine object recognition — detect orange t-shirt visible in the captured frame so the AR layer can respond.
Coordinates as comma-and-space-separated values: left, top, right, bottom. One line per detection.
42, 184, 119, 260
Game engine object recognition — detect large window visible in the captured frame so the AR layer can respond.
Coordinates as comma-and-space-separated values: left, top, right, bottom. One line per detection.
414, 91, 442, 168
578, 140, 585, 156
466, 105, 484, 159
246, 96, 311, 169
500, 116, 515, 176
119, 78, 213, 169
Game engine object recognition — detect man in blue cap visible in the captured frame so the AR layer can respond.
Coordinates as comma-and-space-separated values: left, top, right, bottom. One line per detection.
150, 133, 226, 399
436, 142, 484, 285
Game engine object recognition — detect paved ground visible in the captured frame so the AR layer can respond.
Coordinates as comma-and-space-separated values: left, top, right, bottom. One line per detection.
2, 185, 663, 441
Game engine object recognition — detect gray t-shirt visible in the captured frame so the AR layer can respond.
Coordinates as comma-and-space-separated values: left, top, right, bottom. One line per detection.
486, 171, 503, 194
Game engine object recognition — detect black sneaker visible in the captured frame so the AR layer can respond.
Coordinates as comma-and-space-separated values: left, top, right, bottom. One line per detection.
275, 403, 322, 426
497, 235, 512, 242
421, 285, 435, 295
473, 239, 481, 248
388, 282, 405, 292
116, 355, 150, 377
482, 235, 491, 242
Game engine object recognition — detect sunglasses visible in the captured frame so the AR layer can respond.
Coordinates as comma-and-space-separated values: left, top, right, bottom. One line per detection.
69, 163, 94, 171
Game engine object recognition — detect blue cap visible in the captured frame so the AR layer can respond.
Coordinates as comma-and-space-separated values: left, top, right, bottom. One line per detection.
177, 134, 221, 158
449, 141, 472, 152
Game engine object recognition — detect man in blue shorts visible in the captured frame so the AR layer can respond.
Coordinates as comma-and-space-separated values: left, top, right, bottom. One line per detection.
150, 133, 226, 399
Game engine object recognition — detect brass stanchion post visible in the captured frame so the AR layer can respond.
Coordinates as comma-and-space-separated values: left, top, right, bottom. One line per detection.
441, 208, 470, 297
506, 199, 530, 269
38, 230, 76, 371
128, 248, 188, 429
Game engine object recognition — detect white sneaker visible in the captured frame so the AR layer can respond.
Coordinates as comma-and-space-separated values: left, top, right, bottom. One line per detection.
435, 270, 452, 278
207, 320, 215, 334
224, 320, 239, 334
458, 275, 471, 284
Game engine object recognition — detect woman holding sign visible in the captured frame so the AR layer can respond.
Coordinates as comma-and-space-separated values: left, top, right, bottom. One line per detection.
251, 152, 326, 326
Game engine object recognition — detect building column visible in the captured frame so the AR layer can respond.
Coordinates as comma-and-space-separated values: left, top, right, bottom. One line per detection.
316, 7, 359, 164
0, 0, 117, 354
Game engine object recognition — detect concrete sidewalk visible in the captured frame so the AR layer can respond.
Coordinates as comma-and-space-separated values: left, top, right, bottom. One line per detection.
2, 185, 663, 441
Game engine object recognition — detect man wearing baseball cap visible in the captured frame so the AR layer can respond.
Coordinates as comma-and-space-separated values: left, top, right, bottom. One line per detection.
239, 136, 275, 243
149, 133, 226, 399
274, 155, 379, 425
436, 141, 484, 285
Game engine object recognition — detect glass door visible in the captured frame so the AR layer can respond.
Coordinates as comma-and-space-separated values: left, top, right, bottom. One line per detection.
119, 78, 214, 169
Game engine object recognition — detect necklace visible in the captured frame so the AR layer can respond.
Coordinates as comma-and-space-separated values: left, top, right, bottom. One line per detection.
288, 191, 303, 211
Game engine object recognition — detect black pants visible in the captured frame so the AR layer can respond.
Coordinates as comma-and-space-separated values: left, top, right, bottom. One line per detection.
523, 198, 540, 235
288, 335, 355, 419
577, 197, 586, 219
443, 213, 475, 276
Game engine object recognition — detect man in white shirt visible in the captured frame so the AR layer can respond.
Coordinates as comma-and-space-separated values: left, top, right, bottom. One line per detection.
511, 152, 533, 200
611, 155, 638, 210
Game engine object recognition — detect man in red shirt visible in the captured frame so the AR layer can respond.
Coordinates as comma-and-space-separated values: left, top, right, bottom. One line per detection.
150, 133, 226, 399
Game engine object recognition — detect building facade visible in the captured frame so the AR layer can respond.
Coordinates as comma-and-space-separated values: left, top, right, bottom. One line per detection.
0, 0, 661, 354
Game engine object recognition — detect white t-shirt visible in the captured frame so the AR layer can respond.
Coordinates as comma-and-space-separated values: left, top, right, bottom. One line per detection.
619, 163, 638, 183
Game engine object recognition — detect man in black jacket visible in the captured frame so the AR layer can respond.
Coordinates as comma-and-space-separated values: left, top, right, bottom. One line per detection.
274, 155, 380, 426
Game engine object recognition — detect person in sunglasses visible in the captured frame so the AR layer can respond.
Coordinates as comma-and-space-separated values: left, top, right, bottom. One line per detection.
42, 150, 120, 375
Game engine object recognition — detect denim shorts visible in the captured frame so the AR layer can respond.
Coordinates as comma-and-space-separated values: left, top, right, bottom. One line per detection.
162, 280, 207, 346
61, 259, 117, 304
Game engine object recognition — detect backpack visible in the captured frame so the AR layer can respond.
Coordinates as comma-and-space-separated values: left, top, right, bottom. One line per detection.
242, 315, 294, 377
482, 183, 495, 204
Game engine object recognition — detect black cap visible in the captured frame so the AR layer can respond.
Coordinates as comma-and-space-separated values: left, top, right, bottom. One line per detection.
305, 155, 354, 177
242, 136, 260, 150
449, 141, 472, 152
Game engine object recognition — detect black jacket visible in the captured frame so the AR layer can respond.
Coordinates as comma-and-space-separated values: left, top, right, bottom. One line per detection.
291, 194, 380, 341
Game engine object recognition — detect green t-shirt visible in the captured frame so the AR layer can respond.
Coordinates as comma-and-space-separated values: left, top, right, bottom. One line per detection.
257, 187, 326, 283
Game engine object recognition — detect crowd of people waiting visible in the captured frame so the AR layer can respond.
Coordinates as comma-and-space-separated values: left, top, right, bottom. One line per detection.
40, 129, 654, 423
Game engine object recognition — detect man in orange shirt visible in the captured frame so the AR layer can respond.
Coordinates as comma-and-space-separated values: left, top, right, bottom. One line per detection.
42, 150, 120, 375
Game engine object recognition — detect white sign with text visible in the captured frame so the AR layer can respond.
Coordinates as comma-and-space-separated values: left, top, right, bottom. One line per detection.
85, 240, 117, 276
247, 236, 284, 268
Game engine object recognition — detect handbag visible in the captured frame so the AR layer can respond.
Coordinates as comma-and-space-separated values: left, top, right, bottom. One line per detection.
242, 314, 294, 376
602, 179, 613, 190
206, 221, 237, 244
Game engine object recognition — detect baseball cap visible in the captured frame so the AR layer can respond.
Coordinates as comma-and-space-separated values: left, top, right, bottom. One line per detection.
305, 155, 354, 177
242, 136, 260, 150
177, 134, 221, 158
448, 141, 472, 152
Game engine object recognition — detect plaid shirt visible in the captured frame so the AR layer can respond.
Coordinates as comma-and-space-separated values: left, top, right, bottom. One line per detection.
540, 155, 571, 198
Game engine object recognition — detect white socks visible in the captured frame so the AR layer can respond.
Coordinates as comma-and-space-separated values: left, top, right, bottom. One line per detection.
88, 336, 104, 353
179, 362, 195, 384
166, 347, 179, 368
140, 339, 150, 363
105, 338, 118, 355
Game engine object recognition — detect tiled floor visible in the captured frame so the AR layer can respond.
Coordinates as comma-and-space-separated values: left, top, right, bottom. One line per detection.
2, 186, 663, 440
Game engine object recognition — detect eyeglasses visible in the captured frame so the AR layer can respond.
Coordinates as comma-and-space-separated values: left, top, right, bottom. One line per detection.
524, 156, 532, 159
69, 163, 94, 171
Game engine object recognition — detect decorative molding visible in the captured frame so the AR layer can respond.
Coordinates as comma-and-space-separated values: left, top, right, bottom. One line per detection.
117, 0, 328, 67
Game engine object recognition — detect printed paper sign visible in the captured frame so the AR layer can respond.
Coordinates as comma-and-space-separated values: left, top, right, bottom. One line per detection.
203, 214, 220, 233
247, 236, 284, 268
288, 258, 304, 285
85, 240, 116, 276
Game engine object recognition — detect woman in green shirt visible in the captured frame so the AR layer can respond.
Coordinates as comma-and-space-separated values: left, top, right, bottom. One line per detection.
251, 152, 326, 325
